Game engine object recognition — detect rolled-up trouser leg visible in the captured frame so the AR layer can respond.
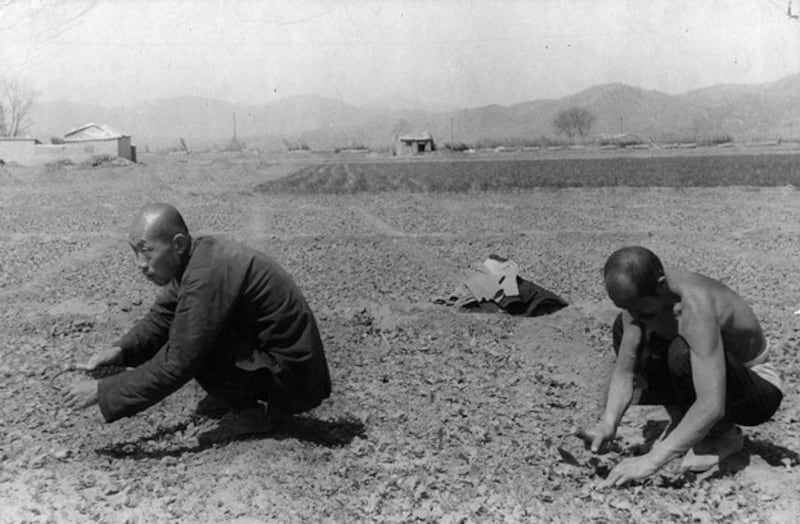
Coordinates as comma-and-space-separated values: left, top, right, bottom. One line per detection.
665, 337, 783, 426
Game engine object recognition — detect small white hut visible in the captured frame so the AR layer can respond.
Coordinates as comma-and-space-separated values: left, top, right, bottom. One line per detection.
63, 123, 135, 161
395, 132, 436, 155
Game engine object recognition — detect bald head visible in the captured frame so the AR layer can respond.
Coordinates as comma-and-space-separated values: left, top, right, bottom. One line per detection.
128, 203, 191, 286
131, 203, 189, 243
604, 246, 664, 302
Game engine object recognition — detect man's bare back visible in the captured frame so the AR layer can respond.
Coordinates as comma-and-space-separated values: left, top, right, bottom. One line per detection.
665, 267, 765, 363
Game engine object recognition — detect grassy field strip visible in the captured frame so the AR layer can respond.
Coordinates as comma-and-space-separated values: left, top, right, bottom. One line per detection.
258, 154, 800, 195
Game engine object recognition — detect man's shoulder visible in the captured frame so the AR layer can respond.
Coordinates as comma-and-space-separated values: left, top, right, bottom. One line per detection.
668, 268, 723, 298
193, 235, 280, 270
673, 269, 752, 327
196, 235, 258, 257
186, 236, 248, 272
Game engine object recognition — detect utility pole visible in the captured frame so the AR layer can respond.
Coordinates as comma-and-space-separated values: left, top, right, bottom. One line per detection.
233, 112, 238, 142
450, 116, 454, 142
620, 116, 624, 133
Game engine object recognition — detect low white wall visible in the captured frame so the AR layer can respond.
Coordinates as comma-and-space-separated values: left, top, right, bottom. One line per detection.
32, 139, 121, 165
0, 138, 36, 164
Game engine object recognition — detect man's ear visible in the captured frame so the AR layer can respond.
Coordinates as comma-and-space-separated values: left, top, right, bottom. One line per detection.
172, 233, 188, 254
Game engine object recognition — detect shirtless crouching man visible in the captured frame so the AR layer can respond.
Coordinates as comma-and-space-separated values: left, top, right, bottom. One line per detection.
584, 246, 783, 488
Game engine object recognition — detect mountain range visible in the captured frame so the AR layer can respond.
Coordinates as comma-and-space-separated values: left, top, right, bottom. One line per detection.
28, 73, 800, 151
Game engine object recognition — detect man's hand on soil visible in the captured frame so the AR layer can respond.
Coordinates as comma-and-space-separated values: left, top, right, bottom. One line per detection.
64, 379, 99, 410
577, 422, 617, 453
599, 455, 660, 489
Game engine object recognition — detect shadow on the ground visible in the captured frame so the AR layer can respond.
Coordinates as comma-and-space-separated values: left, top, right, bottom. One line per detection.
743, 436, 800, 467
271, 414, 367, 446
637, 419, 800, 487
95, 414, 367, 460
95, 420, 202, 459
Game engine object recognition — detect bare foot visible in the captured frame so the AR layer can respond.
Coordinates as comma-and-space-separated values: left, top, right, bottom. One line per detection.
680, 424, 743, 473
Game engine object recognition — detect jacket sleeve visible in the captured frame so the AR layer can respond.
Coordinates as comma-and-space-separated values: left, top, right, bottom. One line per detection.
116, 283, 178, 367
97, 265, 242, 422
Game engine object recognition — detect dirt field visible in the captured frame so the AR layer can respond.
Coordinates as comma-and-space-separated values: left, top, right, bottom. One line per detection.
0, 152, 798, 523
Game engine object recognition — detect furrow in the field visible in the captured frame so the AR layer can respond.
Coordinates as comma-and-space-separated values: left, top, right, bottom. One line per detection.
275, 165, 320, 191
247, 195, 269, 244
348, 206, 407, 237
0, 234, 122, 300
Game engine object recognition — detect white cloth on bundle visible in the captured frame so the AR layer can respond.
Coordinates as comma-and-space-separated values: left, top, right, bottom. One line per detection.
744, 339, 783, 393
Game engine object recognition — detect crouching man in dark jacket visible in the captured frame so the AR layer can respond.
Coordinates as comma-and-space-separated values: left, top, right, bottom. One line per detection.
64, 203, 331, 438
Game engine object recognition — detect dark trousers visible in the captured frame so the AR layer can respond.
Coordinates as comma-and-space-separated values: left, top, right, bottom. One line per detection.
612, 314, 782, 426
194, 356, 274, 411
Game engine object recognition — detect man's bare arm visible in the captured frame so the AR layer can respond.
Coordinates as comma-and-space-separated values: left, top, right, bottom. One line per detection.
586, 312, 640, 451
603, 314, 640, 426
649, 295, 726, 465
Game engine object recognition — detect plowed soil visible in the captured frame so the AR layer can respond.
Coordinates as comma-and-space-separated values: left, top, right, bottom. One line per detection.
0, 152, 798, 523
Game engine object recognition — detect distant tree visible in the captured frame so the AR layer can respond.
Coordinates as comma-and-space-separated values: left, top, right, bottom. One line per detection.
0, 76, 37, 137
552, 106, 596, 140
0, 2, 95, 135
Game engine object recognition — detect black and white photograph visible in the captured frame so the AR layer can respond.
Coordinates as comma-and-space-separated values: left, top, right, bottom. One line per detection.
1, 0, 799, 521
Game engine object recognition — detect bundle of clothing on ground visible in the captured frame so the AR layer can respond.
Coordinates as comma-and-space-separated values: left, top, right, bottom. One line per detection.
435, 254, 568, 316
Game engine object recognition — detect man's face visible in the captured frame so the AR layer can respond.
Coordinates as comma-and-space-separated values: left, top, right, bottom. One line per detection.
606, 274, 669, 327
613, 294, 664, 326
128, 232, 181, 286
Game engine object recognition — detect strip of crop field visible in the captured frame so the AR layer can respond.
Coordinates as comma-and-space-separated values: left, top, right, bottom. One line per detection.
256, 154, 800, 194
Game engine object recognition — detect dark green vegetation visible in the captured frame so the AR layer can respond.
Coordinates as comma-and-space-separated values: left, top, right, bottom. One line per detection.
258, 153, 800, 194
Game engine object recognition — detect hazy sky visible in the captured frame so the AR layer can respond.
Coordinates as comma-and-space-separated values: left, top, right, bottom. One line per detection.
1, 0, 799, 108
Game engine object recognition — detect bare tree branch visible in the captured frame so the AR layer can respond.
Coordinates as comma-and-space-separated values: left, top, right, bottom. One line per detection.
0, 76, 38, 137
0, 101, 7, 136
553, 107, 597, 141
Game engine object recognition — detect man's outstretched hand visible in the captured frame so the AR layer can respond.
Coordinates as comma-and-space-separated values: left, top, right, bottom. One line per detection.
62, 346, 123, 411
575, 424, 663, 488
63, 380, 98, 411
576, 421, 617, 453
599, 455, 661, 488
